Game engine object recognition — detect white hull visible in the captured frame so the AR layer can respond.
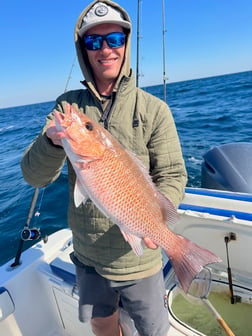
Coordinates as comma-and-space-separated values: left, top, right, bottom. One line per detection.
1, 187, 252, 335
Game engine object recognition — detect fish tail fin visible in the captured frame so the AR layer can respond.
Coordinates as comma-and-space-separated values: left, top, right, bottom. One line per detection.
166, 235, 221, 293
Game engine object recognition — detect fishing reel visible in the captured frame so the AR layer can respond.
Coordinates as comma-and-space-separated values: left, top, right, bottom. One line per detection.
21, 227, 48, 243
11, 188, 48, 269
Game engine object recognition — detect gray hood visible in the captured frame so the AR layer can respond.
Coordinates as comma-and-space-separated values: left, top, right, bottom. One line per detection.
74, 0, 132, 98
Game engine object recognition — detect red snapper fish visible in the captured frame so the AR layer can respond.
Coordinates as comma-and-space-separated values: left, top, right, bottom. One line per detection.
54, 103, 221, 292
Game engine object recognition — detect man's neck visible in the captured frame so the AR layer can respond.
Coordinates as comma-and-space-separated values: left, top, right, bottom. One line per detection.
95, 78, 116, 97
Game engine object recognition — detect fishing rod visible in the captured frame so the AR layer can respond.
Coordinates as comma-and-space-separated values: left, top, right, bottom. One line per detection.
11, 188, 47, 268
64, 57, 76, 93
136, 0, 141, 87
162, 0, 167, 103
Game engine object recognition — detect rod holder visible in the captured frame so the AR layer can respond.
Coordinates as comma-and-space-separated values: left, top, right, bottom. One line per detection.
224, 232, 236, 243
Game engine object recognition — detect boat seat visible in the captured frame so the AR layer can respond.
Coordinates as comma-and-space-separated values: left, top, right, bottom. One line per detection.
50, 245, 76, 285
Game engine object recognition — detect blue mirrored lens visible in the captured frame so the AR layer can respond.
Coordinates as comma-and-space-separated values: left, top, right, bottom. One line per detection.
84, 35, 103, 50
84, 32, 125, 51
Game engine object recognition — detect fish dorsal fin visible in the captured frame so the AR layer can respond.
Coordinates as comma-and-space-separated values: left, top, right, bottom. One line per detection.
74, 178, 89, 207
125, 150, 154, 184
120, 229, 144, 256
126, 149, 178, 230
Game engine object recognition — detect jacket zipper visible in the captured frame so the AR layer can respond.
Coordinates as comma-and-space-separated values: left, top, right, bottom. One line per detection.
100, 92, 115, 129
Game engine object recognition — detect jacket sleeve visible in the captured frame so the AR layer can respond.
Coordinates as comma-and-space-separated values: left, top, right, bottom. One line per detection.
148, 100, 187, 207
21, 105, 66, 188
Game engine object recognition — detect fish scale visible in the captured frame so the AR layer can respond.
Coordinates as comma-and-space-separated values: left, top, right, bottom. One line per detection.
85, 148, 161, 235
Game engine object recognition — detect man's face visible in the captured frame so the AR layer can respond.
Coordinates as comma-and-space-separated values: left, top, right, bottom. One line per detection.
85, 23, 126, 88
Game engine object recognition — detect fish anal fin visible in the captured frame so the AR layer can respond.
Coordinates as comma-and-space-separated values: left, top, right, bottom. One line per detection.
120, 229, 144, 256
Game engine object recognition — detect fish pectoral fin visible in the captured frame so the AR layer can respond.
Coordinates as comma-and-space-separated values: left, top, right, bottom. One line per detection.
120, 230, 144, 256
74, 178, 88, 207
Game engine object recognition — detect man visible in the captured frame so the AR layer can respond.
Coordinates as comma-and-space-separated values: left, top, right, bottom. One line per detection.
21, 1, 187, 335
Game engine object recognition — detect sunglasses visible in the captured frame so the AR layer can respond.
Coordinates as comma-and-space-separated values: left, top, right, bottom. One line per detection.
84, 32, 126, 51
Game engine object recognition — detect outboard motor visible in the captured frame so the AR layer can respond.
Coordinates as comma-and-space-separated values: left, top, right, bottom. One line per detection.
201, 142, 252, 193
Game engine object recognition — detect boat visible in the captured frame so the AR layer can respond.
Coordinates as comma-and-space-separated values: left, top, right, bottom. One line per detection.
1, 141, 252, 336
1, 1, 252, 334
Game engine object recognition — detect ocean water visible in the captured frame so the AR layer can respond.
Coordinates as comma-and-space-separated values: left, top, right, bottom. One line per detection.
1, 71, 252, 266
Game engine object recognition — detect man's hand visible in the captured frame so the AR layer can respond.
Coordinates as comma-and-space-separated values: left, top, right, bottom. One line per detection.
143, 237, 158, 249
46, 119, 65, 147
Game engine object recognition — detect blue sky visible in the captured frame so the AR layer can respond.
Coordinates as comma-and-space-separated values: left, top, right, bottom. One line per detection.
1, 0, 252, 108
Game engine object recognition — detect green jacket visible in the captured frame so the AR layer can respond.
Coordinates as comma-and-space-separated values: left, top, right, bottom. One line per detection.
21, 0, 187, 281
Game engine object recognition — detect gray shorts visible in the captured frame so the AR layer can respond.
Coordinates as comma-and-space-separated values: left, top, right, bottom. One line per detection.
73, 255, 169, 336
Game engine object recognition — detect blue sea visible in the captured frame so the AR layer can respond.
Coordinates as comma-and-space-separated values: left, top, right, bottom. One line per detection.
1, 71, 252, 266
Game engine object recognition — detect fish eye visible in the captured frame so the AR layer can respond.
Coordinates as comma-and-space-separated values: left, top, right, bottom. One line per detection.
85, 122, 94, 131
